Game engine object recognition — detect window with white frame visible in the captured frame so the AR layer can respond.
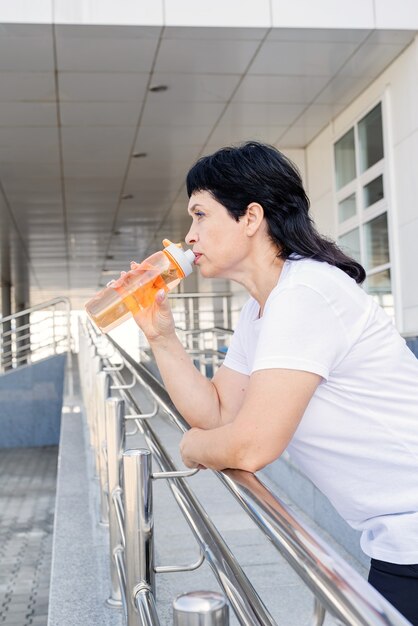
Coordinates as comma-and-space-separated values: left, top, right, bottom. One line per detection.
334, 102, 393, 318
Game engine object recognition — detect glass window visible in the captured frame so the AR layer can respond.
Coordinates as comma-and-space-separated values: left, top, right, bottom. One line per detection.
338, 193, 356, 223
339, 228, 361, 263
358, 103, 384, 173
363, 175, 384, 208
334, 128, 356, 190
364, 269, 393, 317
364, 213, 389, 269
334, 101, 393, 320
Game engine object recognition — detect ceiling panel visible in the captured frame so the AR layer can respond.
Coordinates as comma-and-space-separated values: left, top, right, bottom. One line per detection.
277, 125, 325, 148
59, 72, 149, 103
65, 190, 119, 203
56, 29, 160, 72
164, 27, 268, 40
140, 100, 226, 128
147, 72, 241, 102
220, 102, 306, 127
315, 74, 372, 105
0, 25, 54, 71
338, 42, 410, 78
61, 126, 135, 161
0, 161, 60, 178
154, 38, 261, 74
0, 72, 55, 102
134, 125, 213, 151
0, 23, 415, 307
64, 177, 123, 192
60, 102, 141, 127
249, 41, 359, 75
0, 103, 57, 127
63, 160, 127, 178
1, 177, 61, 193
0, 127, 59, 161
266, 28, 371, 43
5, 190, 62, 204
232, 74, 330, 103
205, 125, 288, 150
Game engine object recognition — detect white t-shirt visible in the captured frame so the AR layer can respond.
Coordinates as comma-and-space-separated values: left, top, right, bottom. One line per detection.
223, 258, 418, 564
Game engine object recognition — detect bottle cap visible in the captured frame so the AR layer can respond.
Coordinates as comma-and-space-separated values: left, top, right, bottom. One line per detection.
163, 240, 194, 277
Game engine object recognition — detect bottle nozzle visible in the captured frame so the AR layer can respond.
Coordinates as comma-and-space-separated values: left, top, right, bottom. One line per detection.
163, 239, 194, 277
162, 239, 182, 249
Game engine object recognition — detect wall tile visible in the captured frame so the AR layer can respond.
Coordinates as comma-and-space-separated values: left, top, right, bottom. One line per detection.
0, 0, 52, 23
375, 0, 418, 29
54, 0, 163, 25
164, 0, 271, 28
271, 0, 374, 29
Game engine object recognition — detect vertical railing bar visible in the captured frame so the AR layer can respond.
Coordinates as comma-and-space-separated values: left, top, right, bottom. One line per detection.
114, 548, 128, 618
97, 370, 111, 525
309, 598, 326, 626
106, 396, 125, 608
123, 449, 155, 626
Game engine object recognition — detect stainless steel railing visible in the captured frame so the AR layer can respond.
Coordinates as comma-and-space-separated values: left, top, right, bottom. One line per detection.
0, 296, 72, 373
168, 291, 233, 332
79, 317, 411, 626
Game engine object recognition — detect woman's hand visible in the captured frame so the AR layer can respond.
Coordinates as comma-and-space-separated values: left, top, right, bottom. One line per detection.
180, 428, 207, 469
133, 288, 176, 344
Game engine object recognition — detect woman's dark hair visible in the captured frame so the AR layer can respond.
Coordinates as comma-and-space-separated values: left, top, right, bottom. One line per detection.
186, 141, 366, 284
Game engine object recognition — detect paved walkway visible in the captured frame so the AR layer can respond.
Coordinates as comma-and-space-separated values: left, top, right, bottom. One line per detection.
0, 446, 57, 626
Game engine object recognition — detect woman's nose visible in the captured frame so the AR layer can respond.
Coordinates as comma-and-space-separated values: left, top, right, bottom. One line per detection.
185, 224, 196, 245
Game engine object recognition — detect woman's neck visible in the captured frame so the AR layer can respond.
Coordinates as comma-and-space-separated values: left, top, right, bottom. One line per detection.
231, 246, 285, 314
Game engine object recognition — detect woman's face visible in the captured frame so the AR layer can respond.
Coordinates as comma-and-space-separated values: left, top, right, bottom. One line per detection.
185, 190, 249, 279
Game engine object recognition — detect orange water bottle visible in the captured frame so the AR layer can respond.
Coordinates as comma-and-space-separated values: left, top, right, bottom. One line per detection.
85, 239, 195, 333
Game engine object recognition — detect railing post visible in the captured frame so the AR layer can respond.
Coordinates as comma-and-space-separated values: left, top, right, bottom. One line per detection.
97, 370, 111, 525
106, 397, 125, 608
90, 353, 102, 475
123, 449, 155, 626
173, 591, 229, 626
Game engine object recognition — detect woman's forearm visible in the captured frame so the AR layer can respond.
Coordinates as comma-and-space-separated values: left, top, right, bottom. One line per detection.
148, 333, 222, 429
179, 423, 257, 472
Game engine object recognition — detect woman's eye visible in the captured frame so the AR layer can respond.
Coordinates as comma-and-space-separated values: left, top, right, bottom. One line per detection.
195, 211, 205, 218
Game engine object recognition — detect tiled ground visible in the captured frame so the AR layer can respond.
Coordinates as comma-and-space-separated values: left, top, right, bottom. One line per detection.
0, 446, 57, 626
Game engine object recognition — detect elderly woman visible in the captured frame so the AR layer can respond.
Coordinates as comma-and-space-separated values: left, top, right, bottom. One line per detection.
134, 142, 418, 624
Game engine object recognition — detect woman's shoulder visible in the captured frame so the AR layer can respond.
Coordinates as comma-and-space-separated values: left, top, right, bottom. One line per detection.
272, 257, 370, 314
283, 257, 360, 292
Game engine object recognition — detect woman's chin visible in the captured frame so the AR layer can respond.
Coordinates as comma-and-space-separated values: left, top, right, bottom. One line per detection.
199, 267, 216, 280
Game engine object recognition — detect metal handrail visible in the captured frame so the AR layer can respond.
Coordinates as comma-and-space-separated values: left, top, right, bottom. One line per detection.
0, 296, 71, 323
90, 351, 277, 626
102, 333, 411, 626
168, 291, 232, 299
0, 297, 72, 398
79, 319, 411, 626
0, 296, 71, 368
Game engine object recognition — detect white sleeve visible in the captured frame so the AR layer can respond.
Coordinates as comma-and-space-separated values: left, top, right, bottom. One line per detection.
252, 285, 349, 380
223, 306, 252, 376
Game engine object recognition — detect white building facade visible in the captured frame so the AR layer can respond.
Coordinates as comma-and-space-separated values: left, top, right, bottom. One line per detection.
306, 34, 418, 337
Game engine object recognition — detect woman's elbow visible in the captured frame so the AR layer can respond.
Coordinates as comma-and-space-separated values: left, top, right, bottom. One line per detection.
232, 442, 277, 474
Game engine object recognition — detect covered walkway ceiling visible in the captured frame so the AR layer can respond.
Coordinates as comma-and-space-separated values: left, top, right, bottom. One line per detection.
0, 24, 416, 307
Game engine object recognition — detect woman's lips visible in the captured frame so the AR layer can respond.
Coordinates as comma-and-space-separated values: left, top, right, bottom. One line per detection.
193, 253, 202, 264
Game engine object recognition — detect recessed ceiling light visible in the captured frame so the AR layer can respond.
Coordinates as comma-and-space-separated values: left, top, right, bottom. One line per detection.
132, 152, 147, 158
149, 84, 168, 93
121, 194, 134, 200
